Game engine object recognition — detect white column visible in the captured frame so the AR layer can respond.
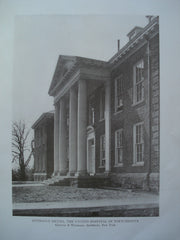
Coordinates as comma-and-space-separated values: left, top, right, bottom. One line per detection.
43, 125, 47, 173
105, 80, 111, 173
69, 87, 77, 175
59, 97, 67, 175
77, 79, 87, 175
53, 103, 59, 175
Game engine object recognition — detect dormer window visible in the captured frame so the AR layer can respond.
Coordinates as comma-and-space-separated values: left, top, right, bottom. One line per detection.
127, 26, 143, 41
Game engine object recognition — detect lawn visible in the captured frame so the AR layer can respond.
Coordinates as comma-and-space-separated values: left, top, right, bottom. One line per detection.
12, 185, 158, 203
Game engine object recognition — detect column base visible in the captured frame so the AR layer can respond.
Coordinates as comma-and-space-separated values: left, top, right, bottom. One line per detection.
33, 173, 47, 181
75, 170, 87, 177
59, 170, 68, 176
104, 171, 112, 177
67, 171, 76, 176
53, 171, 60, 177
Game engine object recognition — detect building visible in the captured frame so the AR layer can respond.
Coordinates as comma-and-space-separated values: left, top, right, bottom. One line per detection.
34, 16, 159, 191
32, 111, 54, 181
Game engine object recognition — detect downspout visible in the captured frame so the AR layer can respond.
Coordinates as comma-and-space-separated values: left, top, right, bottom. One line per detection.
145, 36, 151, 191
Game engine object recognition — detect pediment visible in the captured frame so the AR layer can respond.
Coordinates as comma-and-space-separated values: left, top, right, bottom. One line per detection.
48, 55, 76, 95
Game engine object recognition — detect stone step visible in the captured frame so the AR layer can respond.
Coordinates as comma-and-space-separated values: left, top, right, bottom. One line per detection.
43, 175, 112, 188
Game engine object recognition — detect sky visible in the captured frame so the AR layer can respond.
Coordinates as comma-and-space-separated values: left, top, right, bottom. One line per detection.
12, 15, 148, 168
13, 15, 147, 128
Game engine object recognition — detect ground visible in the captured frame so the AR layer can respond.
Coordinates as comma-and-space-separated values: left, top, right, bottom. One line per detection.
12, 184, 159, 217
12, 185, 158, 204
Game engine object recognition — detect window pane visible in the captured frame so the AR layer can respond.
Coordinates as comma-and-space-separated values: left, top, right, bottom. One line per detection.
115, 130, 123, 164
135, 123, 144, 163
135, 60, 144, 103
115, 76, 123, 110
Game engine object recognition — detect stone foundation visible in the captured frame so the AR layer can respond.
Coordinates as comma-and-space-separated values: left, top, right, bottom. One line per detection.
44, 172, 159, 192
48, 175, 112, 188
149, 172, 159, 192
111, 173, 147, 190
110, 173, 160, 192
110, 172, 159, 192
34, 173, 47, 181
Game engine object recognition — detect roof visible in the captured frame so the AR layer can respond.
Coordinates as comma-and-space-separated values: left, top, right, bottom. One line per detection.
109, 16, 159, 64
48, 16, 159, 96
32, 111, 54, 129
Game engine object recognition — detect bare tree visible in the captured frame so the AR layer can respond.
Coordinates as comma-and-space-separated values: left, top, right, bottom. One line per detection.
12, 121, 30, 180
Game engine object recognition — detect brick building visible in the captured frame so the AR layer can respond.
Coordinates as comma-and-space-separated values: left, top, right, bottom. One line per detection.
34, 16, 159, 191
32, 111, 54, 181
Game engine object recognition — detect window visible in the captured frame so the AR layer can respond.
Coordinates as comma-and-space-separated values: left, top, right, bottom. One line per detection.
133, 60, 144, 104
99, 90, 105, 120
133, 122, 144, 166
115, 129, 123, 166
100, 135, 105, 167
115, 75, 123, 112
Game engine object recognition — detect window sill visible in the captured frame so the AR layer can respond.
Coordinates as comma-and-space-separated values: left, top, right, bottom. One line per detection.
99, 118, 105, 122
132, 162, 144, 167
132, 99, 144, 107
114, 163, 123, 167
114, 109, 123, 115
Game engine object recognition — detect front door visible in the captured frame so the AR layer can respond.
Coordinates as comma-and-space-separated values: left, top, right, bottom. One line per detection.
87, 138, 95, 175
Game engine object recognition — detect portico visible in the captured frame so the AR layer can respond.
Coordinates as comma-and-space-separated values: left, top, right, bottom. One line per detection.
48, 55, 111, 177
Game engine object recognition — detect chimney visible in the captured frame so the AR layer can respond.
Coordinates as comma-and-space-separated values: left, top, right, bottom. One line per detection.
146, 15, 154, 23
117, 39, 120, 52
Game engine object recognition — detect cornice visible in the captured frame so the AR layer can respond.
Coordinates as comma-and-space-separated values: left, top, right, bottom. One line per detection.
53, 65, 111, 104
110, 26, 159, 73
109, 17, 159, 64
49, 57, 109, 97
32, 111, 54, 129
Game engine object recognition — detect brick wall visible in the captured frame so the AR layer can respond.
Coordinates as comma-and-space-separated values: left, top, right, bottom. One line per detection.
150, 33, 160, 173
47, 118, 54, 178
110, 44, 150, 174
33, 117, 54, 181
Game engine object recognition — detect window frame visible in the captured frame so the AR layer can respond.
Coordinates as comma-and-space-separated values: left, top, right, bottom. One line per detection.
133, 59, 145, 105
115, 74, 123, 113
133, 122, 144, 166
100, 134, 105, 167
114, 129, 124, 167
88, 104, 95, 126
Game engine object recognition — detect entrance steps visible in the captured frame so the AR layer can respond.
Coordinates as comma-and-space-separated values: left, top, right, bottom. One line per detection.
43, 175, 112, 188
